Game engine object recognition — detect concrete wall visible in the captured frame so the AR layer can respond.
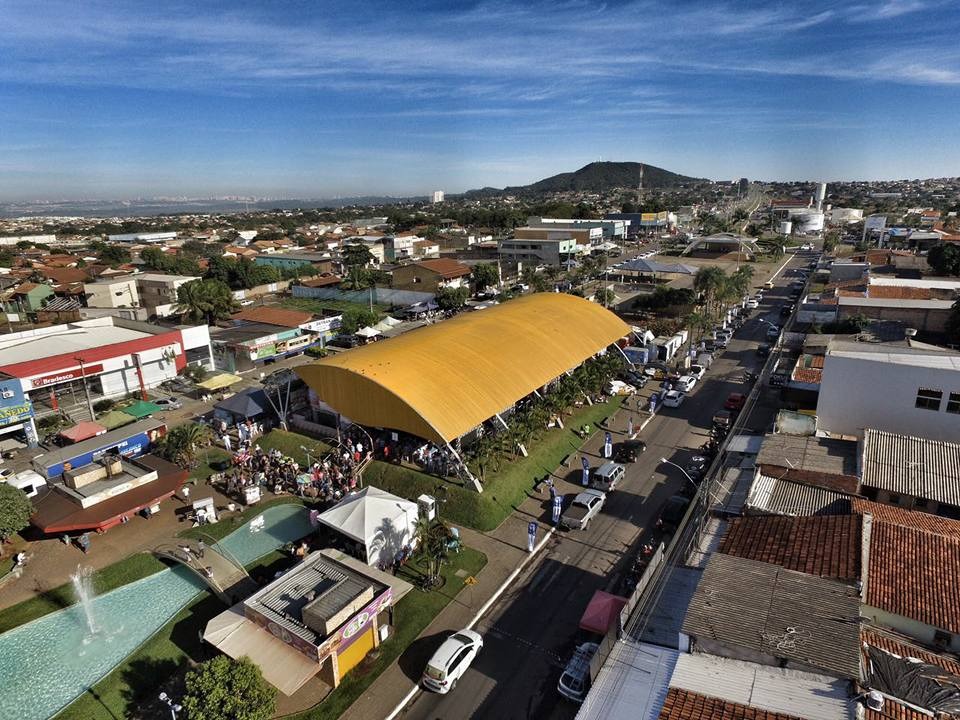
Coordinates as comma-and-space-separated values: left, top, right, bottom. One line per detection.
817, 353, 960, 439
861, 605, 960, 653
292, 284, 433, 307
84, 278, 140, 309
837, 302, 950, 333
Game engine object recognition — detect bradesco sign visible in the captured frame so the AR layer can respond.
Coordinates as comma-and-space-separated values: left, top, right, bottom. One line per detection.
29, 364, 104, 390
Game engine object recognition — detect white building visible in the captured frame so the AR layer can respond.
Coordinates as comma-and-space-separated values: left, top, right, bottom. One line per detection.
830, 207, 864, 224
431, 190, 445, 204
83, 277, 140, 309
816, 340, 960, 441
135, 272, 202, 318
107, 232, 178, 244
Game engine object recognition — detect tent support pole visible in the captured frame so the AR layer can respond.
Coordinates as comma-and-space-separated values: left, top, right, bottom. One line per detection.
447, 441, 482, 493
612, 343, 631, 365
494, 414, 509, 430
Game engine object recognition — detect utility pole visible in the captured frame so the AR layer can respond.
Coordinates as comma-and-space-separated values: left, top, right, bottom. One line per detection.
76, 357, 96, 421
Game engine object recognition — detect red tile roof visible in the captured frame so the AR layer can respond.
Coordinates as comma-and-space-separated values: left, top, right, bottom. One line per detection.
867, 286, 935, 300
232, 306, 313, 328
719, 514, 861, 580
861, 627, 960, 676
791, 367, 823, 384
863, 698, 937, 720
300, 274, 341, 288
852, 499, 960, 541
38, 267, 91, 284
408, 258, 471, 279
658, 689, 804, 720
867, 521, 960, 633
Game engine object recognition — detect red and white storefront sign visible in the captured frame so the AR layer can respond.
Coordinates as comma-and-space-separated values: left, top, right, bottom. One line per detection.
29, 364, 105, 390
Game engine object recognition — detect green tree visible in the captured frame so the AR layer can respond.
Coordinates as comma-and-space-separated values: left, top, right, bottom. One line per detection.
341, 243, 375, 269
176, 279, 238, 324
822, 229, 839, 255
156, 422, 214, 468
597, 288, 616, 307
338, 306, 380, 334
928, 244, 960, 277
98, 245, 131, 267
0, 484, 31, 553
181, 655, 276, 720
435, 286, 469, 312
471, 263, 499, 293
693, 265, 727, 320
413, 518, 451, 585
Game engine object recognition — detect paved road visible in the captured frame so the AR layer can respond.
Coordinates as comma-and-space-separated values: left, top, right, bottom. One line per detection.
399, 254, 810, 720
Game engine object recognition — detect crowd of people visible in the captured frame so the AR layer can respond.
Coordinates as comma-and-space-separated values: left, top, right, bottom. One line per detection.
366, 428, 458, 478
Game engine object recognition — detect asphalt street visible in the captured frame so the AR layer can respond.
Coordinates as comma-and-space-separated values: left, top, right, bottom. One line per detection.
399, 252, 810, 720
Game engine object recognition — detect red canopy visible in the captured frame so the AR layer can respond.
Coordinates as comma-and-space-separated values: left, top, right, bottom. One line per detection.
579, 590, 628, 635
59, 421, 107, 444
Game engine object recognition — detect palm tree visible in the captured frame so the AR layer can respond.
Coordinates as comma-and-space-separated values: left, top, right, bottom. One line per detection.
694, 266, 726, 320
413, 518, 449, 586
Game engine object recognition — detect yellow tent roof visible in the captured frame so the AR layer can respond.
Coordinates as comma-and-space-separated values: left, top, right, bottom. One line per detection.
197, 373, 243, 391
296, 293, 629, 444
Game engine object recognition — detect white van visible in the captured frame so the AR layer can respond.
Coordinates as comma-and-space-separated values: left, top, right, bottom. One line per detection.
590, 462, 625, 492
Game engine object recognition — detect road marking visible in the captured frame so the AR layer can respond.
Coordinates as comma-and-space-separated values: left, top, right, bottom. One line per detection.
384, 528, 555, 720
485, 626, 564, 663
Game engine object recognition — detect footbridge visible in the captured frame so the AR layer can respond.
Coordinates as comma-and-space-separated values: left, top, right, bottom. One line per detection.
153, 533, 258, 604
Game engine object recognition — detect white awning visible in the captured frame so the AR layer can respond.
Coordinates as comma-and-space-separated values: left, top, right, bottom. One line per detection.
204, 603, 321, 696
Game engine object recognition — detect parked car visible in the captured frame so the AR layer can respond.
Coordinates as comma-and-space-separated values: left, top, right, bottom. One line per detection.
756, 343, 771, 358
329, 333, 361, 348
605, 380, 636, 396
152, 396, 182, 410
643, 362, 669, 378
557, 642, 600, 703
676, 375, 697, 393
618, 370, 648, 387
763, 280, 775, 289
614, 440, 646, 464
688, 364, 706, 380
662, 390, 685, 408
765, 325, 781, 342
724, 392, 746, 411
422, 630, 484, 693
659, 495, 692, 533
590, 462, 626, 492
560, 489, 606, 530
511, 283, 530, 294
745, 299, 759, 309
779, 304, 794, 318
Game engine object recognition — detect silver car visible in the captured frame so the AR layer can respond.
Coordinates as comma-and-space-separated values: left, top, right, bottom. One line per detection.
560, 489, 606, 530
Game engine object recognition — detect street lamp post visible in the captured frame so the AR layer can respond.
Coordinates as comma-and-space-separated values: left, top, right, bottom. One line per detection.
75, 356, 96, 421
659, 458, 699, 493
299, 444, 313, 468
158, 692, 182, 720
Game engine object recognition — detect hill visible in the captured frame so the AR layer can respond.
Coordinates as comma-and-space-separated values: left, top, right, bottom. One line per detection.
463, 161, 703, 198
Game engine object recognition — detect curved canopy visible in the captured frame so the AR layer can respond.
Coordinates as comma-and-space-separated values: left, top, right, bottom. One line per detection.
297, 293, 629, 443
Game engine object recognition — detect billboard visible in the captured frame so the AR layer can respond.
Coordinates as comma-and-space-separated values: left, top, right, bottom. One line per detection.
0, 378, 33, 427
864, 215, 887, 232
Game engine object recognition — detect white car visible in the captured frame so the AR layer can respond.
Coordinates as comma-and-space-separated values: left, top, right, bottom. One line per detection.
745, 299, 759, 309
558, 642, 600, 702
422, 630, 484, 693
605, 380, 636, 396
688, 364, 706, 380
661, 390, 685, 407
676, 375, 697, 393
152, 396, 182, 410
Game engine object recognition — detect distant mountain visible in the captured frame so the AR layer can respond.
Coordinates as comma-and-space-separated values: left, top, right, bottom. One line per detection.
462, 161, 704, 198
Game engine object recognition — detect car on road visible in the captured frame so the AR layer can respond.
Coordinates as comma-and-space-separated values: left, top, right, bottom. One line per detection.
422, 630, 484, 693
614, 440, 646, 464
0, 468, 12, 481
659, 495, 692, 532
688, 364, 706, 380
557, 642, 599, 703
590, 462, 626, 492
800, 243, 813, 251
511, 283, 529, 294
661, 390, 685, 408
618, 370, 648, 388
780, 304, 794, 318
745, 298, 759, 309
152, 396, 182, 410
643, 363, 669, 379
763, 280, 775, 289
765, 324, 782, 342
560, 489, 606, 530
676, 375, 697, 393
756, 343, 771, 358
724, 392, 746, 411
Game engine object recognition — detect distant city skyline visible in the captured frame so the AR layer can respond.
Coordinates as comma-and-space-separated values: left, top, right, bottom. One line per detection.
3, 0, 960, 200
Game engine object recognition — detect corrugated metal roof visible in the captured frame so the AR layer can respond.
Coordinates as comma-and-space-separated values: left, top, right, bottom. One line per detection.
756, 435, 859, 478
860, 429, 960, 506
297, 293, 629, 443
682, 553, 862, 679
576, 643, 853, 720
746, 474, 852, 517
636, 567, 703, 646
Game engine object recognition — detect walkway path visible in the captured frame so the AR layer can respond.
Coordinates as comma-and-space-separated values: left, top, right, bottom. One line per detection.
152, 535, 257, 604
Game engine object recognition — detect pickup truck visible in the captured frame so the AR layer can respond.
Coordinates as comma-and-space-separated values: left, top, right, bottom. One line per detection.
560, 489, 606, 530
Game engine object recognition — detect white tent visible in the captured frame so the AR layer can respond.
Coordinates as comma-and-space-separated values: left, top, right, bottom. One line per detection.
316, 487, 418, 566
355, 326, 381, 338
373, 316, 402, 333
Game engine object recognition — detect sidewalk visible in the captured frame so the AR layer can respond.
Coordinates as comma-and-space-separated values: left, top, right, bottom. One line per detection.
337, 401, 635, 720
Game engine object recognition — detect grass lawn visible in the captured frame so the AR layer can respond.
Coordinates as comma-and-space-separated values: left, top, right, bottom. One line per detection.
365, 396, 625, 531
0, 552, 166, 635
282, 297, 390, 316
288, 545, 487, 720
54, 550, 295, 720
256, 428, 332, 469
189, 447, 233, 484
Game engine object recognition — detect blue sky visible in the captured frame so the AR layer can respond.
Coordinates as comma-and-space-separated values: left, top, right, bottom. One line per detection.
2, 0, 960, 200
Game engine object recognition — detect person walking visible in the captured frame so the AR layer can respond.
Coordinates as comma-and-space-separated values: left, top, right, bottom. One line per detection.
527, 520, 539, 552
197, 540, 205, 559
222, 434, 232, 452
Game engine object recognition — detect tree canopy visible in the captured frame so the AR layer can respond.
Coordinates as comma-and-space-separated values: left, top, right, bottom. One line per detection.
435, 286, 469, 312
176, 279, 238, 324
0, 484, 32, 546
470, 263, 499, 292
928, 243, 960, 277
180, 656, 276, 720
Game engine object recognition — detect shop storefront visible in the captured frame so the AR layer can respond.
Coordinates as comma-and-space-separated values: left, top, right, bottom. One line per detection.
0, 378, 38, 448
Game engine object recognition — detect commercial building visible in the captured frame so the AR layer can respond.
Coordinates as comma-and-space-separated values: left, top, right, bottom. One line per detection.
0, 377, 38, 447
204, 550, 412, 695
107, 232, 177, 244
528, 217, 627, 242
816, 340, 960, 440
252, 252, 335, 273
0, 317, 213, 420
83, 276, 140, 309
390, 259, 471, 292
135, 272, 201, 318
431, 190, 445, 203
498, 234, 579, 266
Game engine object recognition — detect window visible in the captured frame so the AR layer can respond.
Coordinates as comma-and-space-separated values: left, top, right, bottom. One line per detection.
948, 392, 960, 415
916, 387, 943, 411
